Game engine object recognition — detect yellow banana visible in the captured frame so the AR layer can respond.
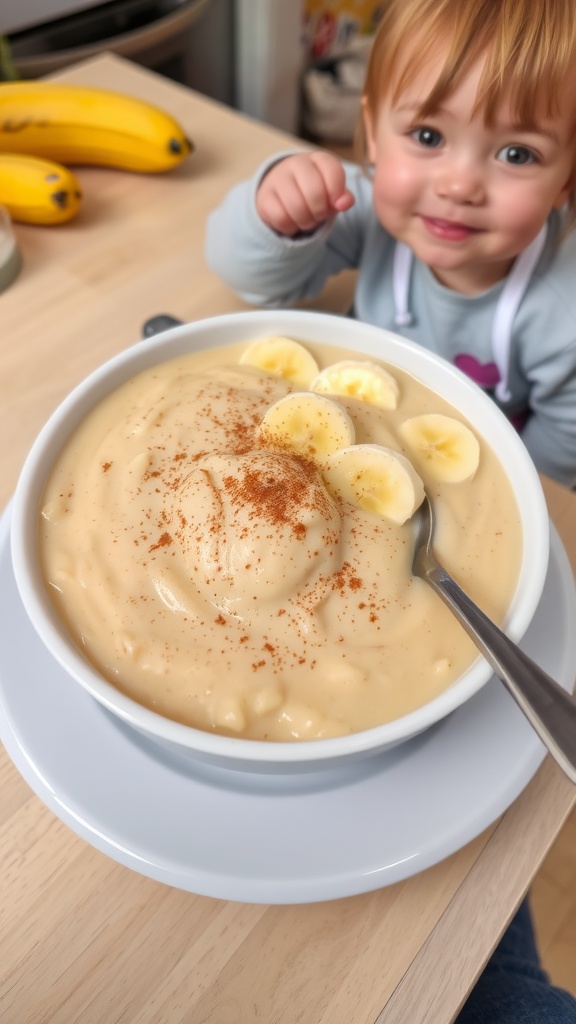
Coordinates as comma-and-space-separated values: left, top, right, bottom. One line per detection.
0, 83, 193, 173
0, 153, 82, 224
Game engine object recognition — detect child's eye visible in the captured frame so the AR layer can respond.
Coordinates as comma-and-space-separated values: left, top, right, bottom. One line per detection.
411, 127, 443, 148
497, 145, 536, 165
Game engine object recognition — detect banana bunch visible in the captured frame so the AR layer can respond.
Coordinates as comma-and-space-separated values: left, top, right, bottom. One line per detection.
0, 82, 192, 171
242, 335, 481, 525
0, 153, 82, 224
0, 82, 192, 225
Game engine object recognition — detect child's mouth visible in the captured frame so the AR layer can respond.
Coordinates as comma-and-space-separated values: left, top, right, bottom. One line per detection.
421, 216, 480, 241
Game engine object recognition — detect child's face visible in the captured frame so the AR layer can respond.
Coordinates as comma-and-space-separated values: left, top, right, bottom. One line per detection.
363, 51, 576, 294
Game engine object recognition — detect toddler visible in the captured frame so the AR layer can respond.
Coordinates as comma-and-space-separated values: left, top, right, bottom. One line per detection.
206, 0, 576, 488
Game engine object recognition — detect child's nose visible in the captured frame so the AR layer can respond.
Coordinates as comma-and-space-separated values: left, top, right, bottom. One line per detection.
435, 161, 485, 204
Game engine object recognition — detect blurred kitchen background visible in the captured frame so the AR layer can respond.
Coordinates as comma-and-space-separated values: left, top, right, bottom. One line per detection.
0, 0, 382, 145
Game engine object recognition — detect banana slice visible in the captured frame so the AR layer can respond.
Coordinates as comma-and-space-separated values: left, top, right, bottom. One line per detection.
240, 336, 320, 388
311, 359, 400, 409
258, 392, 355, 461
398, 413, 480, 483
322, 444, 425, 524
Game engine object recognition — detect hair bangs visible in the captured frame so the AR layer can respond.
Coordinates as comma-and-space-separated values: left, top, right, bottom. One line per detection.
361, 0, 576, 129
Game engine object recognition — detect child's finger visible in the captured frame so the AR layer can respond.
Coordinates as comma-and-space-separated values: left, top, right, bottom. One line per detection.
258, 187, 303, 236
309, 152, 355, 213
283, 165, 337, 228
261, 167, 332, 233
332, 190, 356, 212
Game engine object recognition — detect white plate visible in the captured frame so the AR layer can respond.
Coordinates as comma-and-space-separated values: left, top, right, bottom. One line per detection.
0, 504, 575, 904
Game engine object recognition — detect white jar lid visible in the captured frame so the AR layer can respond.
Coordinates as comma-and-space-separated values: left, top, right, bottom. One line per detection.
0, 206, 21, 293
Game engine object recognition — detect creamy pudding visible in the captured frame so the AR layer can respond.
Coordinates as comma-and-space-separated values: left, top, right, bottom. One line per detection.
39, 338, 522, 741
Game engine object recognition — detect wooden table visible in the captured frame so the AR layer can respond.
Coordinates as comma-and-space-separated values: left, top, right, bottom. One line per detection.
1, 54, 575, 1024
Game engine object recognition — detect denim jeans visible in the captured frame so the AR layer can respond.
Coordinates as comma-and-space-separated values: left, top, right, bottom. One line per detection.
455, 898, 576, 1023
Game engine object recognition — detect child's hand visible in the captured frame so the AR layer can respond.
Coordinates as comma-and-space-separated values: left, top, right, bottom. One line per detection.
255, 152, 355, 237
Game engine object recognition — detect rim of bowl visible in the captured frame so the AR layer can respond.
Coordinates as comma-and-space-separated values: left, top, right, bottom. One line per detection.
10, 309, 550, 766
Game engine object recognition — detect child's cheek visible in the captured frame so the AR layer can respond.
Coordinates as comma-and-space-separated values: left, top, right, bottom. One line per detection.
372, 160, 421, 224
493, 188, 549, 248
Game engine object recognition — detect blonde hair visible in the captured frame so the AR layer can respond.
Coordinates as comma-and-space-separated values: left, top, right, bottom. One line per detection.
358, 0, 576, 166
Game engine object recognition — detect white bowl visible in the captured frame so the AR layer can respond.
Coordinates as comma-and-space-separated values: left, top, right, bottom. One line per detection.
10, 309, 549, 773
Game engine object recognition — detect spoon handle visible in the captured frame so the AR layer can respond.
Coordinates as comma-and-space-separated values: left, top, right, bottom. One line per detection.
426, 566, 576, 784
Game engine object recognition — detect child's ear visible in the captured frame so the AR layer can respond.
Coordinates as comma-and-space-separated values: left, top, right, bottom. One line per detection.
361, 97, 377, 164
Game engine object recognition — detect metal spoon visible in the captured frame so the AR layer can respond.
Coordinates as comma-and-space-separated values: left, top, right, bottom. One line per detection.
412, 493, 576, 783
